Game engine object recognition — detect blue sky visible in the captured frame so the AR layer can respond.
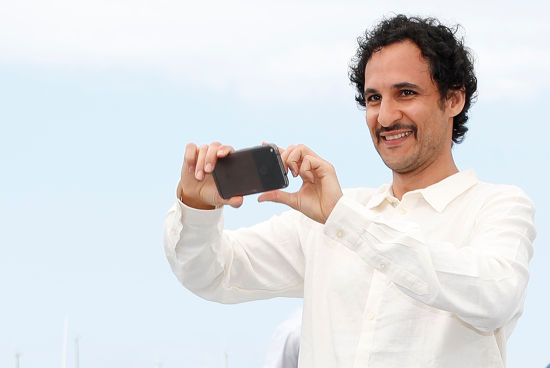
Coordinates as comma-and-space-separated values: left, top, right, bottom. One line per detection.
1, 1, 549, 367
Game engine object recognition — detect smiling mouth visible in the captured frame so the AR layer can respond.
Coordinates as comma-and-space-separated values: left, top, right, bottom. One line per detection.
382, 131, 412, 141
376, 123, 417, 144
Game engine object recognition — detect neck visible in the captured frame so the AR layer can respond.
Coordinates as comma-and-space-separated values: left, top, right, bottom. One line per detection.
391, 155, 458, 200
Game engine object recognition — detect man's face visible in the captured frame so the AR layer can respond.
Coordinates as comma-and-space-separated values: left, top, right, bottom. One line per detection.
364, 40, 456, 174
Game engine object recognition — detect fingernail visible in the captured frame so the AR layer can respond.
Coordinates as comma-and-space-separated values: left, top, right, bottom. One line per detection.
205, 163, 212, 173
195, 170, 204, 180
188, 165, 195, 174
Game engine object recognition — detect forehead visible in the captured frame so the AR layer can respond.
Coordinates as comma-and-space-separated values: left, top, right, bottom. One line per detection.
364, 40, 432, 89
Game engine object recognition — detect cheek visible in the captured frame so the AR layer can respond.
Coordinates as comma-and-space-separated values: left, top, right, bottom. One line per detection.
365, 109, 378, 130
365, 111, 379, 143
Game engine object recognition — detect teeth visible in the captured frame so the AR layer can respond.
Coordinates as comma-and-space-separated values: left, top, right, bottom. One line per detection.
385, 131, 411, 141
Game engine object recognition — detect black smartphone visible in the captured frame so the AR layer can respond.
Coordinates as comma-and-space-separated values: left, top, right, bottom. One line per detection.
213, 144, 289, 199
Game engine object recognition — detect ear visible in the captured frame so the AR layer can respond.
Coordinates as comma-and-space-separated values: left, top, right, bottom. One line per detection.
447, 89, 466, 118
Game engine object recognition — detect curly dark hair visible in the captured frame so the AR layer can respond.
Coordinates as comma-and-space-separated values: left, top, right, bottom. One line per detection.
349, 15, 477, 143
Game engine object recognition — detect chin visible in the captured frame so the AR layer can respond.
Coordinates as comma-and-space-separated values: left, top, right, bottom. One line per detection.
382, 158, 419, 174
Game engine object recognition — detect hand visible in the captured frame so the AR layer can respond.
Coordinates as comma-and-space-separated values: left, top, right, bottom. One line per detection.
258, 144, 343, 224
177, 142, 243, 209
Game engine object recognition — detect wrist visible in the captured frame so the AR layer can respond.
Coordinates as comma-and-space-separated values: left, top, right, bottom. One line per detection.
177, 182, 216, 210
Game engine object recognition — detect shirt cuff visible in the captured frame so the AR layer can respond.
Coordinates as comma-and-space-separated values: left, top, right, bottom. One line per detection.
177, 198, 224, 226
324, 195, 376, 249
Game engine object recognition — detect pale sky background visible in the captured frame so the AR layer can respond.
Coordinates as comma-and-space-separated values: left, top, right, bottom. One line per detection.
0, 0, 548, 367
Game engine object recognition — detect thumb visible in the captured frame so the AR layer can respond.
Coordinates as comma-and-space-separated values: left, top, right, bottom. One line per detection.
258, 190, 299, 211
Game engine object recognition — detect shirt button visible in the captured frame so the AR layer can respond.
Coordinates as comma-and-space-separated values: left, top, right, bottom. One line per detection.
336, 230, 344, 239
380, 263, 387, 270
366, 312, 375, 320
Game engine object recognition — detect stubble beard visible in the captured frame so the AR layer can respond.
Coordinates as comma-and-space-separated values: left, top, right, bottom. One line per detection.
376, 133, 442, 175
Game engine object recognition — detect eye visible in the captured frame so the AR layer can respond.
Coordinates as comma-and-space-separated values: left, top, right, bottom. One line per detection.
400, 89, 416, 97
366, 94, 381, 103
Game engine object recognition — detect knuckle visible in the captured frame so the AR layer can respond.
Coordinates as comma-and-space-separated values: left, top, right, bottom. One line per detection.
206, 149, 216, 160
184, 151, 194, 161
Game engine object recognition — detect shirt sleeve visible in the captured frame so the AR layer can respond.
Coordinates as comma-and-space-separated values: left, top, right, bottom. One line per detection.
323, 187, 536, 333
164, 200, 306, 304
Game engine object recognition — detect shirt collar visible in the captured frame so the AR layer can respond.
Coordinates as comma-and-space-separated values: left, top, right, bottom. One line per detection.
366, 184, 394, 209
366, 169, 479, 213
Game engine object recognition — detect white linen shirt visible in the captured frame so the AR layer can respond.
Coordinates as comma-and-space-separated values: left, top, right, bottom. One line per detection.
164, 170, 536, 368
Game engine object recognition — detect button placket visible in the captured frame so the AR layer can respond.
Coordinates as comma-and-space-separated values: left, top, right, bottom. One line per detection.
353, 270, 386, 367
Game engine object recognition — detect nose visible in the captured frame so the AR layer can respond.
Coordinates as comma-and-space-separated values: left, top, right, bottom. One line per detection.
377, 98, 402, 127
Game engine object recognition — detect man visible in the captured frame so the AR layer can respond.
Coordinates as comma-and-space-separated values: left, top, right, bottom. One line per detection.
164, 15, 536, 367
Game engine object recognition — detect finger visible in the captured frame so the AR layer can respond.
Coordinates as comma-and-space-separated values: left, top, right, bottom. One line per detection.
286, 146, 308, 178
204, 142, 222, 173
295, 144, 316, 158
280, 144, 294, 166
258, 190, 299, 211
216, 145, 234, 158
224, 196, 244, 208
281, 145, 298, 176
195, 145, 208, 180
184, 142, 198, 175
285, 144, 317, 177
299, 155, 319, 183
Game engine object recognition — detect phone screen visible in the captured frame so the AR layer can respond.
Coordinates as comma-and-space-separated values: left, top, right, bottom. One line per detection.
213, 145, 289, 199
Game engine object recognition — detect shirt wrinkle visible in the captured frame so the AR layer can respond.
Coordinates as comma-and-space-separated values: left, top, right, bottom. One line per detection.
164, 169, 536, 368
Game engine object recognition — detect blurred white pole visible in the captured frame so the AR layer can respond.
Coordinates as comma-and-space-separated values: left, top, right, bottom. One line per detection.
62, 316, 69, 368
74, 337, 79, 368
223, 352, 228, 368
14, 352, 21, 368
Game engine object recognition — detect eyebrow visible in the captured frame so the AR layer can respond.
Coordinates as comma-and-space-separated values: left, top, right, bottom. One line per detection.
364, 82, 423, 96
393, 82, 422, 90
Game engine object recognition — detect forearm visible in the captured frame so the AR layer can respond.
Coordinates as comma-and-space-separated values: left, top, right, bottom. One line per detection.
164, 201, 225, 297
164, 201, 305, 304
324, 193, 535, 332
